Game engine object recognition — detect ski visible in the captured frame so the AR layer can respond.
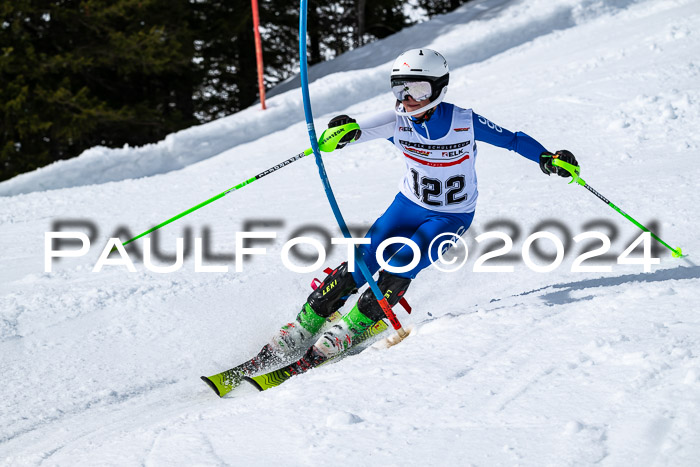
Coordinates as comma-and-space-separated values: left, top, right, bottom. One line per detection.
244, 319, 388, 391
200, 344, 280, 397
202, 310, 345, 397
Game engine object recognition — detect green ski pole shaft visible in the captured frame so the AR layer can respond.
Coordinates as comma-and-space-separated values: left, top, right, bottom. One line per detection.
581, 182, 678, 254
118, 122, 359, 248
552, 158, 683, 258
120, 148, 312, 247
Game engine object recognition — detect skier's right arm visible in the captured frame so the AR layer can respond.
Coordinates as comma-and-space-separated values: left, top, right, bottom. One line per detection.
328, 110, 395, 149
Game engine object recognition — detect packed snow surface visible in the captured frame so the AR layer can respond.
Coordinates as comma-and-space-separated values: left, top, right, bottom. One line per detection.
1, 0, 699, 465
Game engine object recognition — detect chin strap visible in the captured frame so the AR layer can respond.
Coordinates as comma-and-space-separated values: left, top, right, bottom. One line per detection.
410, 106, 437, 125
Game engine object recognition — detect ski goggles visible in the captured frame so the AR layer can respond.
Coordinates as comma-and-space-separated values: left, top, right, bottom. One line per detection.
391, 80, 433, 102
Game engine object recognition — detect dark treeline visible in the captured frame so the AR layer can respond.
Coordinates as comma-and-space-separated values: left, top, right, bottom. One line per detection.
0, 0, 471, 182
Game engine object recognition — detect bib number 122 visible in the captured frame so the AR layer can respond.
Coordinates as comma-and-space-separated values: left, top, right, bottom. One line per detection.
410, 169, 467, 206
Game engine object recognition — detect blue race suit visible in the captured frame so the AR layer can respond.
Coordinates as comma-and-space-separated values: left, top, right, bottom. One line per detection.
349, 102, 548, 286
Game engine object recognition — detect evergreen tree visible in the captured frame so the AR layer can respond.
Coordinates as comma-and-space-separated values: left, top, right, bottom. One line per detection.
1, 0, 464, 183
1, 0, 195, 182
416, 0, 472, 17
308, 0, 411, 61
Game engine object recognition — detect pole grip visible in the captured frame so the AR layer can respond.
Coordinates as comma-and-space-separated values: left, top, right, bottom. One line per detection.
551, 158, 585, 186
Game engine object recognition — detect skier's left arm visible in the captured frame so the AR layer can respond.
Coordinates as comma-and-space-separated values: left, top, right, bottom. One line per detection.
473, 112, 579, 178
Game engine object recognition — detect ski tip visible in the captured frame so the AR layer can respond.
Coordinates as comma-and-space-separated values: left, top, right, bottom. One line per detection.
201, 376, 222, 397
243, 376, 264, 392
672, 247, 683, 258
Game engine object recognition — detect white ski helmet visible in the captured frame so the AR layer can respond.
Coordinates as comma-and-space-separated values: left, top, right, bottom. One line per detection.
391, 48, 449, 117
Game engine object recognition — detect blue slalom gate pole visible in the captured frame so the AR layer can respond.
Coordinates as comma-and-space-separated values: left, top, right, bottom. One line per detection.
298, 0, 407, 338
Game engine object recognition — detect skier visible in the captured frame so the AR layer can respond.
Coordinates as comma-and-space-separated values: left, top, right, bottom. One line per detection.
203, 48, 579, 394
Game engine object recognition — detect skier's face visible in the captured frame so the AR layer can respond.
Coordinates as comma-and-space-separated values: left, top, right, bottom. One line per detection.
402, 95, 431, 116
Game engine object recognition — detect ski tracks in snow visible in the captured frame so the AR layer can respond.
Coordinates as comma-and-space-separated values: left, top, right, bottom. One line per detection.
372, 265, 700, 464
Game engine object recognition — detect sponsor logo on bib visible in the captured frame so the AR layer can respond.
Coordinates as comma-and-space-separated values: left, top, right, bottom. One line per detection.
399, 140, 470, 151
406, 146, 431, 156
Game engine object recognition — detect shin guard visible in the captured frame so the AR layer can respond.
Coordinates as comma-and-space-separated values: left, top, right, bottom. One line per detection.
306, 262, 358, 318
357, 270, 411, 322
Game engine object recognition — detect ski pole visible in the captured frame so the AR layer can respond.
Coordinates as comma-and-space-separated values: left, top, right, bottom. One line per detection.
118, 123, 359, 247
552, 158, 684, 258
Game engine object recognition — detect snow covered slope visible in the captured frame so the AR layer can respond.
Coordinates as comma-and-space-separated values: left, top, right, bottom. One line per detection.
1, 0, 699, 465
